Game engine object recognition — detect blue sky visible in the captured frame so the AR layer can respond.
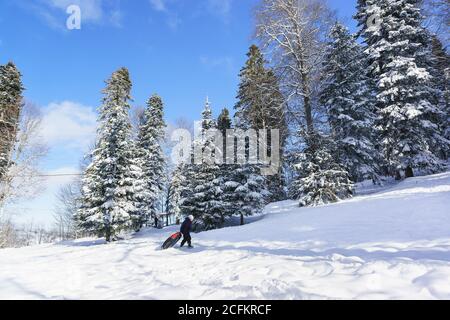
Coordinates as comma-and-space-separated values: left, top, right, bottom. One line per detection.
0, 0, 358, 226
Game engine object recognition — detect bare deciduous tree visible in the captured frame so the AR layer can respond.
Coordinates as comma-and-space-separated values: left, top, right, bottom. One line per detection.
0, 101, 48, 209
0, 216, 18, 248
1, 217, 58, 248
255, 0, 335, 134
422, 0, 450, 45
54, 181, 81, 240
130, 105, 146, 138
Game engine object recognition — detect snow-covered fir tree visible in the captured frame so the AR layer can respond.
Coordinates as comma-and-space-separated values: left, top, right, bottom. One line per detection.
429, 36, 450, 159
320, 23, 382, 183
356, 0, 447, 178
201, 97, 215, 133
235, 45, 286, 132
217, 108, 232, 135
167, 163, 185, 224
355, 0, 383, 45
135, 94, 167, 228
215, 107, 234, 216
217, 107, 233, 172
235, 45, 287, 201
222, 164, 267, 225
0, 62, 23, 184
77, 68, 144, 241
180, 98, 225, 230
216, 107, 268, 225
290, 133, 353, 207
215, 108, 234, 219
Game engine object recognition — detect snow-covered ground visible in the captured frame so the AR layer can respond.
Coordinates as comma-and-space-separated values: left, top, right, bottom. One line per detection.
1, 172, 450, 300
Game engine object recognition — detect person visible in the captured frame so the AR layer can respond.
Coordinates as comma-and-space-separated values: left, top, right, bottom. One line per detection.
180, 215, 194, 248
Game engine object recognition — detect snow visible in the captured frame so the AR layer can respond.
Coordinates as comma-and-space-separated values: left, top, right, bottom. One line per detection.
1, 171, 450, 300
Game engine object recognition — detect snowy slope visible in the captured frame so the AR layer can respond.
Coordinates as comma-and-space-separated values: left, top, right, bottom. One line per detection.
1, 172, 450, 300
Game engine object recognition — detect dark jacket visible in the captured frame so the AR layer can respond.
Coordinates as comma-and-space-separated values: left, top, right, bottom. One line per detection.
180, 218, 192, 235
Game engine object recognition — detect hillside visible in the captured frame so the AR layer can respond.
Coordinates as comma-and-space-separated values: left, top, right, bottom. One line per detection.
1, 171, 449, 300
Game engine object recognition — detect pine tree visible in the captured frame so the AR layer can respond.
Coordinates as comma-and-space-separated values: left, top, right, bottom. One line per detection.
355, 0, 384, 46
356, 0, 447, 178
235, 45, 287, 201
217, 108, 232, 135
429, 36, 450, 159
218, 108, 269, 224
0, 62, 24, 185
222, 163, 267, 225
216, 107, 233, 182
135, 94, 167, 229
290, 133, 353, 207
167, 163, 185, 224
215, 108, 234, 219
320, 23, 382, 183
77, 68, 143, 241
180, 99, 224, 230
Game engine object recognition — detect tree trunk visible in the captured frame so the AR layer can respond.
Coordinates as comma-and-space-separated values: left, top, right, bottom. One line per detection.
105, 227, 111, 242
395, 171, 402, 181
405, 166, 414, 178
303, 94, 314, 135
298, 53, 314, 135
240, 214, 244, 226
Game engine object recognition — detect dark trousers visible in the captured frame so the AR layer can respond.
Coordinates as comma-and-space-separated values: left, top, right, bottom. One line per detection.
180, 233, 192, 247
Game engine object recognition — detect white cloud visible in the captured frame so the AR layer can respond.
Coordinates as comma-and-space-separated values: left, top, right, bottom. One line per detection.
166, 13, 181, 30
149, 0, 167, 12
148, 0, 233, 30
148, 0, 181, 31
207, 0, 233, 21
16, 0, 123, 29
45, 0, 104, 22
40, 101, 97, 149
109, 9, 123, 27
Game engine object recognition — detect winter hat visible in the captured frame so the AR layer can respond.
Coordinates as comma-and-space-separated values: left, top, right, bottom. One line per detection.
188, 215, 194, 221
